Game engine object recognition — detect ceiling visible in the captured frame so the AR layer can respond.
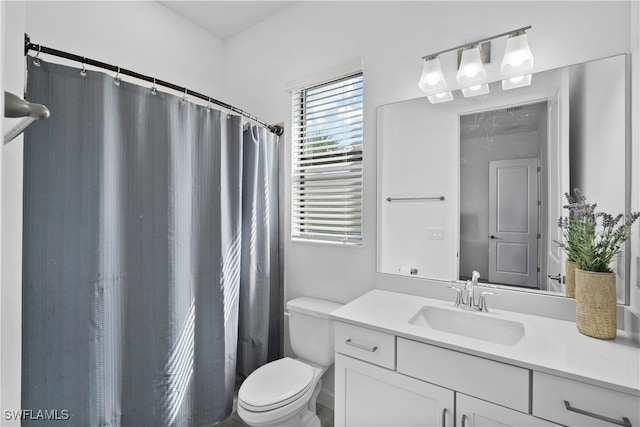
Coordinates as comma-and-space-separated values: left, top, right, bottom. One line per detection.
159, 1, 294, 41
460, 101, 547, 140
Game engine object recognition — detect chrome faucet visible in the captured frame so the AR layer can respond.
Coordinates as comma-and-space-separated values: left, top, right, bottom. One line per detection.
448, 271, 498, 312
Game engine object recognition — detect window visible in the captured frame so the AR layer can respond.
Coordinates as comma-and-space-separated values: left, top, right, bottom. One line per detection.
291, 72, 364, 245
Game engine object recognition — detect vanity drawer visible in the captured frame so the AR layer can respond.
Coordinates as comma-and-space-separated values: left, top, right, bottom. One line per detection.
397, 338, 530, 413
334, 322, 395, 370
532, 371, 640, 426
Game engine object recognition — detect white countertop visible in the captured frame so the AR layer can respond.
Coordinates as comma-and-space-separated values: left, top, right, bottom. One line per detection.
330, 289, 640, 396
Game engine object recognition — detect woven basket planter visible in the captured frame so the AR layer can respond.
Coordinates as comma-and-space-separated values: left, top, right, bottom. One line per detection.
565, 260, 576, 298
575, 268, 617, 339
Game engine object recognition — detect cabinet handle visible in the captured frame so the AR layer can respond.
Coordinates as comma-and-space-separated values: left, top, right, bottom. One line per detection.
564, 400, 632, 427
461, 414, 467, 427
441, 408, 447, 427
345, 338, 378, 352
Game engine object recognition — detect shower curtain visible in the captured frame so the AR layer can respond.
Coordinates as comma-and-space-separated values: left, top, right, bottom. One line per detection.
237, 126, 281, 377
22, 58, 279, 426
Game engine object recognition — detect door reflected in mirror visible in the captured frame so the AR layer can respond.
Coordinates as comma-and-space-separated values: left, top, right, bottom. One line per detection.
459, 101, 547, 289
377, 54, 629, 302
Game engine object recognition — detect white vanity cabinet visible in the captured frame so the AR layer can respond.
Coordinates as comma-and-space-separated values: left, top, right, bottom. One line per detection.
331, 291, 640, 427
456, 394, 557, 427
532, 371, 639, 427
334, 322, 550, 426
334, 322, 454, 426
335, 353, 454, 427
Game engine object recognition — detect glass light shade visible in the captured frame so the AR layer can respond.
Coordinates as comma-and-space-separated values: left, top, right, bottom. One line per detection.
456, 47, 486, 84
501, 33, 534, 75
502, 74, 532, 90
427, 91, 453, 104
461, 83, 489, 98
418, 58, 447, 93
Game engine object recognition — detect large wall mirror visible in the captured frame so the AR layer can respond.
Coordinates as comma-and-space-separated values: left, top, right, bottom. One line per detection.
377, 54, 630, 303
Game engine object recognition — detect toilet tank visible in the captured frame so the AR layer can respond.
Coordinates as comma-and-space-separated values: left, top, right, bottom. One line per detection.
287, 297, 343, 367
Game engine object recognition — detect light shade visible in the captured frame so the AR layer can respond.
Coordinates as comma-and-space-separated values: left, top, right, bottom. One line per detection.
418, 57, 447, 93
501, 33, 534, 75
502, 74, 532, 90
456, 47, 486, 84
427, 91, 454, 104
461, 83, 490, 98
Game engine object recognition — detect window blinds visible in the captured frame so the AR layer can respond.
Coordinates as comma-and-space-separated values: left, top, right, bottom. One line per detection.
291, 72, 364, 245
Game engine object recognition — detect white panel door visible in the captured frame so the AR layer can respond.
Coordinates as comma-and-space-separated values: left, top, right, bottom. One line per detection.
489, 158, 539, 287
334, 353, 454, 427
457, 394, 559, 427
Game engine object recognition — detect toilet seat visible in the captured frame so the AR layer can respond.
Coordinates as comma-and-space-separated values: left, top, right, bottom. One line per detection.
239, 357, 315, 412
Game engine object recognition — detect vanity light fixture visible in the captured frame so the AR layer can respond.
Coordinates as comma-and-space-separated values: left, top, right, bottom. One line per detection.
418, 56, 447, 93
427, 91, 454, 104
501, 30, 534, 75
418, 25, 533, 103
461, 83, 490, 98
456, 46, 487, 85
502, 74, 532, 90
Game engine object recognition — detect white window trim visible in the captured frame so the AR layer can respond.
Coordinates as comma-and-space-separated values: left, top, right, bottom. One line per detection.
290, 68, 364, 246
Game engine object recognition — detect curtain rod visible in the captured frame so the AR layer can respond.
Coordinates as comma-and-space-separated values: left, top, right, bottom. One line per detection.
24, 34, 284, 136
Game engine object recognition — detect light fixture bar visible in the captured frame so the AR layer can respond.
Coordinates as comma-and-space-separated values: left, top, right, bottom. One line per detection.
421, 25, 532, 60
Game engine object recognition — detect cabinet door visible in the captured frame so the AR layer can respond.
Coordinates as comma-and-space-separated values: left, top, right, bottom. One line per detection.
335, 353, 454, 427
457, 394, 559, 427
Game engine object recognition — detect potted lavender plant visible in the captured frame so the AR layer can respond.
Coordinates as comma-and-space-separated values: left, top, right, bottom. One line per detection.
568, 196, 639, 339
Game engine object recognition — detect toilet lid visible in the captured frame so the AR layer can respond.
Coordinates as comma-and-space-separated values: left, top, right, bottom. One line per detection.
239, 357, 315, 411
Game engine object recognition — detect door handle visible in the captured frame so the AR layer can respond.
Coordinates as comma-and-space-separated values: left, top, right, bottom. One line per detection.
548, 274, 562, 282
490, 235, 501, 240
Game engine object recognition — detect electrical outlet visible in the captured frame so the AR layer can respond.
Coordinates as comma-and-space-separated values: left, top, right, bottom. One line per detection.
428, 228, 444, 240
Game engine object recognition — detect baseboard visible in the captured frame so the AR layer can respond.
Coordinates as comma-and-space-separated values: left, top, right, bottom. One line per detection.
317, 387, 334, 410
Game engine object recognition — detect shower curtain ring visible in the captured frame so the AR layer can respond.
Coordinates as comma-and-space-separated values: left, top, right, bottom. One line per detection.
114, 66, 121, 86
151, 78, 157, 95
80, 58, 87, 77
181, 88, 188, 104
33, 45, 41, 67
206, 97, 212, 112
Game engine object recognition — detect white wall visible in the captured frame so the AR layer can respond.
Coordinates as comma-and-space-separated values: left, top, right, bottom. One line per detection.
221, 1, 632, 403
378, 98, 457, 282
1, 2, 26, 424
1, 2, 224, 422
222, 0, 631, 304
569, 55, 627, 303
569, 55, 626, 216
25, 1, 224, 98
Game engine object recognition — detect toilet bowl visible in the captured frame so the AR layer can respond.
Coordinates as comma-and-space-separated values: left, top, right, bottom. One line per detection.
237, 297, 343, 427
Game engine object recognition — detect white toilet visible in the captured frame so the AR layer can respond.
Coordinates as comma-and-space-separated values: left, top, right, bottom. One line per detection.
237, 297, 343, 427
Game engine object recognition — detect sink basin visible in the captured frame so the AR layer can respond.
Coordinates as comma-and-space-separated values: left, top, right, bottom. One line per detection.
408, 306, 525, 346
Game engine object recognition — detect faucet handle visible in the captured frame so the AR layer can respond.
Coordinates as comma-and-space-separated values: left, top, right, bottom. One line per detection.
478, 291, 499, 312
448, 286, 464, 307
